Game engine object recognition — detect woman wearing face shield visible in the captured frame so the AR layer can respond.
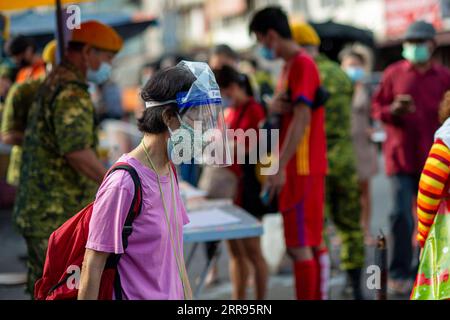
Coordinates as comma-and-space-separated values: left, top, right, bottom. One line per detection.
78, 64, 197, 300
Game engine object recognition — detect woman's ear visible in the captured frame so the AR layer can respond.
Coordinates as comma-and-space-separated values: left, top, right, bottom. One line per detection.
162, 108, 180, 131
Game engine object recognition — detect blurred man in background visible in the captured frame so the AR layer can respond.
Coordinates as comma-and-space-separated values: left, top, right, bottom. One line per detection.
1, 35, 45, 110
292, 22, 364, 299
4, 35, 46, 84
372, 20, 450, 295
340, 48, 379, 246
14, 21, 122, 295
209, 44, 239, 70
250, 7, 328, 300
0, 13, 12, 105
1, 40, 56, 187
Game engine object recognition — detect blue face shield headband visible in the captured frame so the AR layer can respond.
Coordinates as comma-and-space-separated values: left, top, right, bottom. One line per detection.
143, 89, 222, 110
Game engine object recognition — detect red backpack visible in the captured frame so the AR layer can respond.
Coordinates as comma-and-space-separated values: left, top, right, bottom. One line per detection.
34, 163, 142, 300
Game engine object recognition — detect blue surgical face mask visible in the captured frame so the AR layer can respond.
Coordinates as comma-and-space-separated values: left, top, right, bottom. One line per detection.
221, 96, 232, 109
87, 62, 112, 84
345, 67, 366, 83
402, 43, 430, 64
258, 45, 276, 61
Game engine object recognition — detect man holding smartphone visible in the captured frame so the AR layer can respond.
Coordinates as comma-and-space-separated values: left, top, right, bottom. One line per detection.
372, 20, 450, 295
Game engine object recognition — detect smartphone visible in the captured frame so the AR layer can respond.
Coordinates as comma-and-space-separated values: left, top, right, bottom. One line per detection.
262, 94, 273, 106
260, 188, 271, 206
397, 95, 416, 112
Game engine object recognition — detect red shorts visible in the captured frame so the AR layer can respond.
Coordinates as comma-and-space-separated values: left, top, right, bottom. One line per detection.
281, 175, 325, 248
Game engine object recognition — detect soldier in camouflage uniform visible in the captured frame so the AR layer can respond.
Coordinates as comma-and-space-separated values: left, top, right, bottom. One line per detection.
14, 21, 123, 295
1, 40, 57, 186
0, 59, 17, 111
293, 23, 365, 299
1, 79, 43, 186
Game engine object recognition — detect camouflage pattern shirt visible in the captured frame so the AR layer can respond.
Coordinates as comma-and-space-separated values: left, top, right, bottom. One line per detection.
1, 79, 43, 186
14, 60, 98, 238
0, 60, 17, 82
316, 55, 364, 270
0, 59, 17, 111
315, 54, 355, 176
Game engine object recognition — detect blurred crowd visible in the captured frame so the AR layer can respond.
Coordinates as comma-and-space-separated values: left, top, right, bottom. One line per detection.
1, 4, 450, 301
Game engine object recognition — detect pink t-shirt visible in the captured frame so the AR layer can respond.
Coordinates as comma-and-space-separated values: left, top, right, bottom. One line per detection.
86, 154, 189, 300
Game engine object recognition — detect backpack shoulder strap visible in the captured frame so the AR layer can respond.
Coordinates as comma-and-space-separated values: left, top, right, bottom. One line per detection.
106, 162, 143, 250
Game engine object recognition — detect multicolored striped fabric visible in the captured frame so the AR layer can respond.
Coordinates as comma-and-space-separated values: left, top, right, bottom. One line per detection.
417, 139, 450, 247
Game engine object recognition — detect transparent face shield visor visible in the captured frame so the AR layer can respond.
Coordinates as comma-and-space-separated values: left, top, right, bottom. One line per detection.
166, 61, 231, 167
178, 101, 231, 167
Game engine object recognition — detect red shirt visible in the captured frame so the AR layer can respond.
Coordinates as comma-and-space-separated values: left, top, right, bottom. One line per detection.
372, 60, 450, 176
277, 50, 327, 211
224, 97, 265, 178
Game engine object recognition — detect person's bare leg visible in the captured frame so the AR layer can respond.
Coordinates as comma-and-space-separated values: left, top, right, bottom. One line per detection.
246, 260, 255, 288
226, 239, 250, 300
205, 264, 219, 286
242, 237, 268, 300
205, 242, 220, 287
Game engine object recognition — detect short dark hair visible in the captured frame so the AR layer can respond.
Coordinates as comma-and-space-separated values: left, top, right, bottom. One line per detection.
212, 44, 239, 61
249, 6, 292, 39
5, 35, 36, 56
214, 65, 253, 97
138, 64, 196, 134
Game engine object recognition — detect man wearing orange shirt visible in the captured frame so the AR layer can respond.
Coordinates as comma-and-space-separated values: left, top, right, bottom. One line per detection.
5, 35, 45, 84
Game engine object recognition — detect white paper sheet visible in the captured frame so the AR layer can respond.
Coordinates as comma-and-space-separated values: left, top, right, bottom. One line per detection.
185, 208, 241, 229
179, 182, 207, 200
180, 188, 207, 199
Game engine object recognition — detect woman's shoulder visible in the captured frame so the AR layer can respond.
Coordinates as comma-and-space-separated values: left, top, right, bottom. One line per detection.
98, 157, 138, 194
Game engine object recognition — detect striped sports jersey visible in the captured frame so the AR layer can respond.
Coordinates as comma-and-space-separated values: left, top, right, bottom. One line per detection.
417, 139, 450, 247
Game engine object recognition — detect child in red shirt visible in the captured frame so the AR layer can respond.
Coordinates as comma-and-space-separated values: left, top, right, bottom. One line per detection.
250, 6, 328, 300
